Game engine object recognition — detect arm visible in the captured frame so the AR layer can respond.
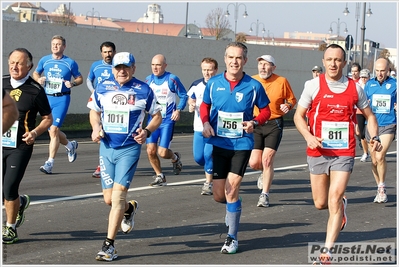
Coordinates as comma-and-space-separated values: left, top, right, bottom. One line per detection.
294, 105, 323, 150
281, 81, 297, 113
134, 111, 162, 145
32, 71, 46, 86
2, 91, 19, 134
22, 114, 53, 144
86, 77, 95, 93
200, 101, 214, 138
89, 109, 102, 143
360, 106, 383, 152
65, 75, 84, 89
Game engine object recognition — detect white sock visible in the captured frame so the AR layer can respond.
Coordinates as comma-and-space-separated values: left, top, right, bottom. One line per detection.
65, 141, 73, 151
47, 158, 54, 164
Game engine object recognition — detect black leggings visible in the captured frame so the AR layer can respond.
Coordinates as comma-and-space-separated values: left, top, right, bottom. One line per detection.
3, 146, 33, 200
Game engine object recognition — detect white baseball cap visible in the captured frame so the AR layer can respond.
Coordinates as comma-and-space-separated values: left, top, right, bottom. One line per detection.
256, 55, 276, 65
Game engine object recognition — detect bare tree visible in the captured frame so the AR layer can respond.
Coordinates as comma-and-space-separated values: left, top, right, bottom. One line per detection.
235, 32, 247, 43
205, 7, 231, 40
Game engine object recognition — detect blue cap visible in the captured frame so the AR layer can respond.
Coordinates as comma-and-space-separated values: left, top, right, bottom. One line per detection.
112, 52, 135, 67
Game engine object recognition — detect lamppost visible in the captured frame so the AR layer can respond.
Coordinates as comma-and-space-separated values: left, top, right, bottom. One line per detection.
225, 2, 248, 38
328, 18, 348, 43
343, 3, 360, 62
359, 3, 373, 68
85, 8, 100, 28
249, 19, 265, 44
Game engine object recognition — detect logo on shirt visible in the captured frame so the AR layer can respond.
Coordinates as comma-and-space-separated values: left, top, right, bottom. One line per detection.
235, 92, 243, 103
112, 94, 128, 105
216, 87, 225, 91
386, 84, 391, 90
49, 64, 61, 72
323, 94, 334, 98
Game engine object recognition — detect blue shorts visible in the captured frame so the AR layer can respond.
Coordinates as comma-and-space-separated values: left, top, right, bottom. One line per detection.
99, 141, 141, 189
146, 122, 175, 149
193, 131, 213, 174
47, 95, 70, 128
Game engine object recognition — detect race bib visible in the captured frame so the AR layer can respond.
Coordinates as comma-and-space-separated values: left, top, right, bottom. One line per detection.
2, 120, 19, 148
102, 105, 129, 134
216, 111, 243, 138
321, 121, 349, 149
45, 76, 63, 94
371, 94, 391, 114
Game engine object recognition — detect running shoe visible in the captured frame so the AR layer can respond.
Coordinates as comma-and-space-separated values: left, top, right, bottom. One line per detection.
257, 173, 263, 190
375, 187, 388, 203
39, 161, 53, 174
341, 196, 347, 231
96, 240, 118, 261
149, 174, 167, 186
67, 140, 78, 163
172, 152, 182, 175
121, 200, 139, 234
92, 165, 101, 178
16, 194, 30, 228
2, 226, 18, 244
360, 153, 369, 162
257, 193, 269, 207
201, 182, 213, 195
220, 235, 238, 254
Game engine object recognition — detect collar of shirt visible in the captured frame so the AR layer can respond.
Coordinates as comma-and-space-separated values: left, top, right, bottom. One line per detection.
10, 74, 30, 88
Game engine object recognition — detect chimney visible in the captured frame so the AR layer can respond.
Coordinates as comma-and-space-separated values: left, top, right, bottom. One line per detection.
36, 2, 41, 8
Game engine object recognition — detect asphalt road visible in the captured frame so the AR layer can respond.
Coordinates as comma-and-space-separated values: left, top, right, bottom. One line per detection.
2, 127, 397, 265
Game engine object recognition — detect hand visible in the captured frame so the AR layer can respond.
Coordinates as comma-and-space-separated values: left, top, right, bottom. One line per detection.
22, 131, 36, 145
306, 135, 323, 150
64, 80, 73, 89
91, 126, 103, 144
280, 104, 289, 114
38, 77, 46, 86
242, 121, 254, 133
133, 128, 147, 144
202, 122, 214, 138
171, 110, 181, 121
189, 103, 196, 113
370, 139, 383, 153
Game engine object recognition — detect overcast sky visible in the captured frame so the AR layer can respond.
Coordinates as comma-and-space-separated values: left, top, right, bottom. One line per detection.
3, 1, 397, 48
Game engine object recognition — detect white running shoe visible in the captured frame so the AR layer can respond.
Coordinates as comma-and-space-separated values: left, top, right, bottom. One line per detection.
221, 236, 238, 254
96, 240, 118, 261
121, 200, 138, 234
39, 161, 53, 174
67, 140, 78, 163
360, 153, 369, 162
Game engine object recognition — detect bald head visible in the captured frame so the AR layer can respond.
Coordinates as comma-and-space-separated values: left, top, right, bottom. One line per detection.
374, 58, 390, 83
151, 54, 167, 77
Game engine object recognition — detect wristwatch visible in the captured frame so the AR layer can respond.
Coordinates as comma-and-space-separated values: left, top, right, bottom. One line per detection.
371, 136, 381, 143
252, 120, 259, 127
144, 128, 152, 138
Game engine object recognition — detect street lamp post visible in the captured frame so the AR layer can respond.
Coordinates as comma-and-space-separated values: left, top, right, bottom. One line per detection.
225, 2, 248, 38
343, 3, 360, 62
249, 19, 265, 44
359, 3, 373, 68
85, 8, 100, 28
328, 18, 348, 43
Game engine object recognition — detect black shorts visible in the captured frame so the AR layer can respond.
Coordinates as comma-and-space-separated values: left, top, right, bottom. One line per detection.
253, 117, 284, 150
212, 146, 251, 179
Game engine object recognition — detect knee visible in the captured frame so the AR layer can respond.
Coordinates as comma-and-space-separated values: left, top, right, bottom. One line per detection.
314, 200, 328, 210
249, 159, 261, 170
111, 190, 127, 210
157, 148, 168, 159
213, 194, 226, 203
